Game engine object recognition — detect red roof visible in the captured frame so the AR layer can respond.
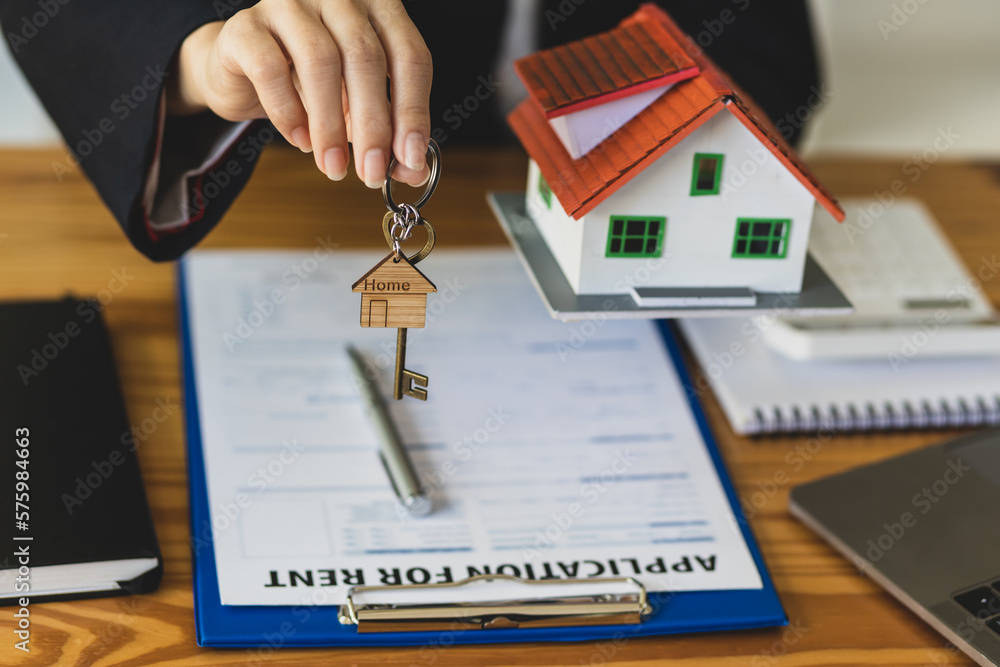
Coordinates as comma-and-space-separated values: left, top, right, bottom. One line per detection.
509, 4, 845, 222
513, 13, 698, 118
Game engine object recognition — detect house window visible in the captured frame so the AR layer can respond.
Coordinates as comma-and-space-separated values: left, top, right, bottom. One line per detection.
606, 216, 665, 258
732, 218, 791, 259
539, 173, 552, 209
690, 153, 724, 196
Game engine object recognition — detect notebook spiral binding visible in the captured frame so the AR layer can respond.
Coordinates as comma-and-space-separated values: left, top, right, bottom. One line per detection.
749, 395, 1000, 434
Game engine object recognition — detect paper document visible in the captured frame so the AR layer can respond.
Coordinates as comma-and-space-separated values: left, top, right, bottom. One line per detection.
182, 249, 762, 605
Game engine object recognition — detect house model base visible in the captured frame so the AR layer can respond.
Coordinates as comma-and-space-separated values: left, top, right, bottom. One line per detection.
489, 192, 852, 322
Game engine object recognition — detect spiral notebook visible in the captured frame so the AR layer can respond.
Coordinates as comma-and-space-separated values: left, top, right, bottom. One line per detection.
679, 317, 1000, 434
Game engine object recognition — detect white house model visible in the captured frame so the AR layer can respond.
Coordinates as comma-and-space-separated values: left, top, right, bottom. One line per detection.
508, 4, 845, 306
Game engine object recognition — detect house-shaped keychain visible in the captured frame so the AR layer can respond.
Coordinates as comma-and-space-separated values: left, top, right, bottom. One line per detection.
489, 3, 853, 320
352, 254, 436, 328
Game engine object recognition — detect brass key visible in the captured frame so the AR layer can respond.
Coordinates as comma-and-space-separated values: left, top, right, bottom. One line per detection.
394, 328, 428, 400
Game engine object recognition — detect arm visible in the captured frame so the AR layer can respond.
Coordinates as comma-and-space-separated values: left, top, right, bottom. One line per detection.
2, 1, 254, 260
1, 0, 432, 261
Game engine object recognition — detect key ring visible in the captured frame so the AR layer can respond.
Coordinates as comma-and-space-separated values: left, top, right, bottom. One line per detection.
382, 139, 441, 214
390, 203, 420, 242
383, 211, 436, 265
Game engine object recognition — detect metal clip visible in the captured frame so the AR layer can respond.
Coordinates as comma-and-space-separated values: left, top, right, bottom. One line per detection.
338, 574, 651, 633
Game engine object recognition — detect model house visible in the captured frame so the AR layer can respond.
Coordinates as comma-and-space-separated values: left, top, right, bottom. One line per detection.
508, 3, 845, 304
352, 254, 436, 328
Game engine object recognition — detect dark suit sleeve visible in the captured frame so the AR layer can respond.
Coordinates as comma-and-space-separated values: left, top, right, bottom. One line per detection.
1, 0, 263, 261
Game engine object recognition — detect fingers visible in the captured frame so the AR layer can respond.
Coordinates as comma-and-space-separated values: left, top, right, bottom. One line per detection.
320, 3, 392, 187
214, 12, 308, 143
266, 5, 349, 178
210, 0, 433, 187
171, 21, 225, 115
369, 0, 432, 185
390, 162, 429, 186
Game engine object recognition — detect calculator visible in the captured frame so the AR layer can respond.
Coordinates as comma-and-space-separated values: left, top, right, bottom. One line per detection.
762, 198, 1000, 360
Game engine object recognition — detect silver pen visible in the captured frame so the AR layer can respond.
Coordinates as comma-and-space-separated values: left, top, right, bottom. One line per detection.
346, 345, 432, 517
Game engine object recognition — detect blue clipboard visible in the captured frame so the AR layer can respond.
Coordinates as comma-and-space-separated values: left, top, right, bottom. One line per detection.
178, 260, 786, 647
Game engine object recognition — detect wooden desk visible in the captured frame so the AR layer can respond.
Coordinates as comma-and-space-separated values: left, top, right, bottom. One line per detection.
2, 147, 998, 666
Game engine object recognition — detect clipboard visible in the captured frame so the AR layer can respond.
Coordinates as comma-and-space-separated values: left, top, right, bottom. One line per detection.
178, 259, 786, 647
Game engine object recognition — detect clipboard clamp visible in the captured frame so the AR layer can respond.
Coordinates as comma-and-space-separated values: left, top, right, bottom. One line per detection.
338, 574, 651, 633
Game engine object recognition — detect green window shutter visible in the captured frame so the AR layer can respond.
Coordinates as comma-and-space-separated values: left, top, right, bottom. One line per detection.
732, 218, 791, 258
605, 216, 666, 258
538, 173, 552, 209
690, 153, 724, 196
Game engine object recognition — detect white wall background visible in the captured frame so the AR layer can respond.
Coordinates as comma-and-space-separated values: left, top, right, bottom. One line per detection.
1, 1, 998, 156
801, 0, 1000, 159
0, 42, 59, 145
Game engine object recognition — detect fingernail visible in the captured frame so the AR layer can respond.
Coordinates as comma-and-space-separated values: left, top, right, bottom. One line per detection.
404, 132, 426, 171
363, 148, 386, 188
291, 126, 312, 153
323, 147, 347, 181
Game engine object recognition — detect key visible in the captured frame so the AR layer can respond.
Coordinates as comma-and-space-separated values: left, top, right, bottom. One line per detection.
351, 139, 441, 402
351, 218, 436, 401
394, 328, 428, 400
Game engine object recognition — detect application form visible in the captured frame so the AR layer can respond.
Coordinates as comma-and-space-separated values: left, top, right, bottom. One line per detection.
181, 249, 763, 605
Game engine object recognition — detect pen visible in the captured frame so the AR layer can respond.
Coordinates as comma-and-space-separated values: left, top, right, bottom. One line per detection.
346, 345, 432, 517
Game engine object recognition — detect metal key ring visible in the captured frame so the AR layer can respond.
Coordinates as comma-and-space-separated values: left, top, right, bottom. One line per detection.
382, 211, 435, 265
382, 139, 441, 214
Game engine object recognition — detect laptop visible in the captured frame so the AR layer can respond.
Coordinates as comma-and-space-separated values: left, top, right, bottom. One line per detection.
790, 429, 1000, 666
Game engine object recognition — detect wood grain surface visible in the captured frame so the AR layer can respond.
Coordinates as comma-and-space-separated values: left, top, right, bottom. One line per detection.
2, 145, 999, 666
354, 253, 436, 328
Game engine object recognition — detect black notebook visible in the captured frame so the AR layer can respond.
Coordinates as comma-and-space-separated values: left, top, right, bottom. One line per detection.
1, 299, 162, 604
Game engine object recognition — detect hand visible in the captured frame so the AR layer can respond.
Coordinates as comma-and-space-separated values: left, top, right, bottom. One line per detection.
169, 0, 432, 188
